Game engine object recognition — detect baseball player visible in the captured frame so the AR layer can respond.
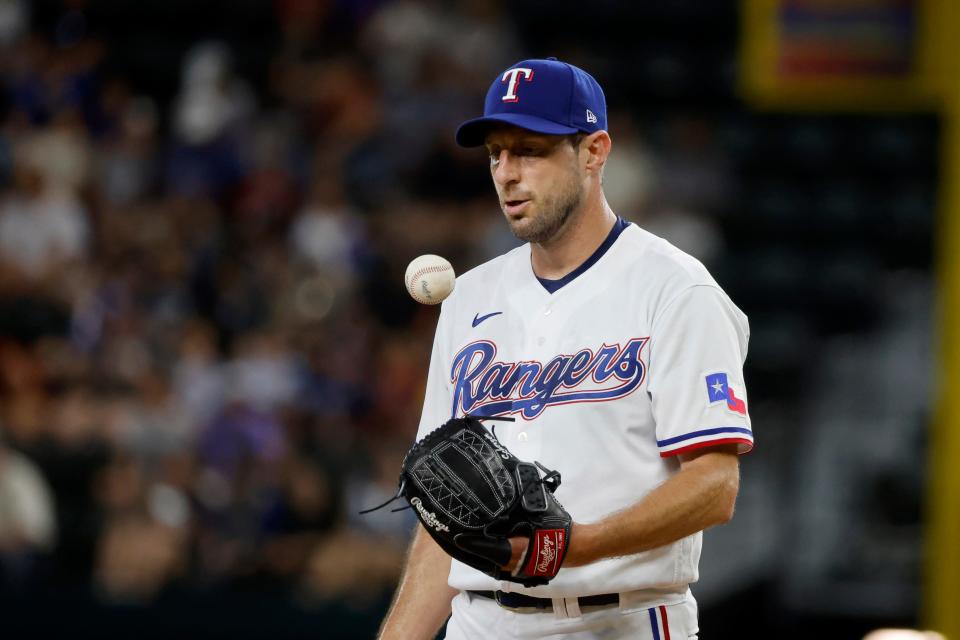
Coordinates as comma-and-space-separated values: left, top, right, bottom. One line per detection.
379, 57, 752, 640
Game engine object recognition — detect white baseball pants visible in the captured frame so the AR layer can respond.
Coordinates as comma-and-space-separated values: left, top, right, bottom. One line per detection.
443, 590, 699, 639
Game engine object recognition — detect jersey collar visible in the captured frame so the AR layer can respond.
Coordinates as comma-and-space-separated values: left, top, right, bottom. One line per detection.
535, 216, 631, 294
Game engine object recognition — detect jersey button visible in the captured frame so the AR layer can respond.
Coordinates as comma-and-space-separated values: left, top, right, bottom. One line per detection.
517, 432, 528, 442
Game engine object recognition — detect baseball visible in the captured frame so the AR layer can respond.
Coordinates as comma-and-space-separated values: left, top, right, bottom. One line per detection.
405, 254, 456, 305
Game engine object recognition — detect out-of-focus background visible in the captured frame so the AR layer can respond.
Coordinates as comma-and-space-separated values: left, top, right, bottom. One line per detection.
0, 0, 957, 638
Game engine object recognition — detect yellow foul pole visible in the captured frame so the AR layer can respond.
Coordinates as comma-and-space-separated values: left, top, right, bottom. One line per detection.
926, 0, 960, 635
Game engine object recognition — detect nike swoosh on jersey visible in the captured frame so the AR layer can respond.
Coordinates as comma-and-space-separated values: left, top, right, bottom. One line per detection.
471, 311, 503, 328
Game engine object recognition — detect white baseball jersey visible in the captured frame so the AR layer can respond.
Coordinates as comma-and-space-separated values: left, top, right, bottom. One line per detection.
415, 217, 753, 600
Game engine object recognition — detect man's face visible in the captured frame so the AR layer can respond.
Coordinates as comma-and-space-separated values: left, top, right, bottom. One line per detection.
484, 127, 584, 244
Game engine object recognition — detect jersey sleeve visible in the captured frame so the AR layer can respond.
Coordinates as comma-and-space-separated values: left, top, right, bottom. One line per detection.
647, 284, 753, 457
415, 301, 456, 440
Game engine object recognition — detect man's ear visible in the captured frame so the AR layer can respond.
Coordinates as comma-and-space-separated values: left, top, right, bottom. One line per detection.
582, 130, 612, 176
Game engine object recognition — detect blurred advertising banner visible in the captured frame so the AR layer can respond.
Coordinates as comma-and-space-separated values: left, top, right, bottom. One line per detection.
740, 0, 943, 110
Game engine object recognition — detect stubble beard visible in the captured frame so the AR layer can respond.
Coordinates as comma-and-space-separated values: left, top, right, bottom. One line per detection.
505, 180, 584, 245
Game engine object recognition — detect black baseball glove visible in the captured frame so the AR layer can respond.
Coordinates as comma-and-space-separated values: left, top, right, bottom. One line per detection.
366, 416, 572, 587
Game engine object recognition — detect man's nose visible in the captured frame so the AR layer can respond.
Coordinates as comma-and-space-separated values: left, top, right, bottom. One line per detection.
492, 150, 520, 185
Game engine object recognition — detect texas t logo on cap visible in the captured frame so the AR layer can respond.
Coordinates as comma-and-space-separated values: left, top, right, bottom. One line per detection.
456, 57, 607, 147
501, 68, 533, 102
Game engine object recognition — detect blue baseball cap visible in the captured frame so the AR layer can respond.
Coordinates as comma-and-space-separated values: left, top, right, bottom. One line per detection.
455, 57, 607, 148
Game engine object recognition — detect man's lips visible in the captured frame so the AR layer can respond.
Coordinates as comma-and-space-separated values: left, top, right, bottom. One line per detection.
503, 199, 530, 216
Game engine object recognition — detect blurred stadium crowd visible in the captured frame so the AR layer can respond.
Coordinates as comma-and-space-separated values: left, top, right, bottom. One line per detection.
0, 0, 938, 637
0, 0, 506, 611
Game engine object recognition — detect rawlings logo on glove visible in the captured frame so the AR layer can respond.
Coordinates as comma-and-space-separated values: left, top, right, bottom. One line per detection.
362, 416, 572, 587
527, 528, 564, 577
410, 497, 450, 533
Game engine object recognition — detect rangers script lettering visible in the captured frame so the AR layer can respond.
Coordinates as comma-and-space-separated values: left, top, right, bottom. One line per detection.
450, 338, 649, 419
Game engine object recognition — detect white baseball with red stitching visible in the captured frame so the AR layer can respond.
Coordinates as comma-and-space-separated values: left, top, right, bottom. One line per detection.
405, 254, 456, 305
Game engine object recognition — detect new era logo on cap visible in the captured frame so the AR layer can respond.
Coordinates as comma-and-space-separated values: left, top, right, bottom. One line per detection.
455, 58, 607, 147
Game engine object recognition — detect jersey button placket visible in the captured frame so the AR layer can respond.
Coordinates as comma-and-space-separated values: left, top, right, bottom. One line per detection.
536, 301, 554, 345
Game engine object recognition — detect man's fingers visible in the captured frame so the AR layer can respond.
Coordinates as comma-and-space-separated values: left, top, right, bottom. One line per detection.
507, 536, 528, 571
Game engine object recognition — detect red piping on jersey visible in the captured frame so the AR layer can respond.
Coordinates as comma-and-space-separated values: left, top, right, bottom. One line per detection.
659, 605, 671, 640
659, 437, 754, 458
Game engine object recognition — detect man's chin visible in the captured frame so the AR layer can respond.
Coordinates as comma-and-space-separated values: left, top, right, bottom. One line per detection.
504, 215, 532, 238
506, 217, 555, 244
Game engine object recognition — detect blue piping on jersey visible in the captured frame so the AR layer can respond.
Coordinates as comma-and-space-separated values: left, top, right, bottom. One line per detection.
657, 426, 754, 447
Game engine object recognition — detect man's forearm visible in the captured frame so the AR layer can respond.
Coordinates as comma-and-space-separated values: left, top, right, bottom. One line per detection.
378, 527, 458, 640
564, 447, 740, 567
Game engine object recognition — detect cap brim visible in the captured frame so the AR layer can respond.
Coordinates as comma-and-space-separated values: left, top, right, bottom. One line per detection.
455, 113, 579, 147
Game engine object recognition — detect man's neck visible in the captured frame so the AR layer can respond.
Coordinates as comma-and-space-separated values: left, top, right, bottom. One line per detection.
530, 196, 617, 280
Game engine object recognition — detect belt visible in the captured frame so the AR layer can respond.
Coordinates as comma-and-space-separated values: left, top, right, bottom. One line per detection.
468, 590, 620, 611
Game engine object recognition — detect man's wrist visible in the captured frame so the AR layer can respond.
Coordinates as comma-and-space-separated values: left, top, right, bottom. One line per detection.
564, 522, 596, 568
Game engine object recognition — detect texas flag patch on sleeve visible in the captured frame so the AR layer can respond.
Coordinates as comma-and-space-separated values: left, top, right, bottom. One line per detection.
705, 372, 747, 415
